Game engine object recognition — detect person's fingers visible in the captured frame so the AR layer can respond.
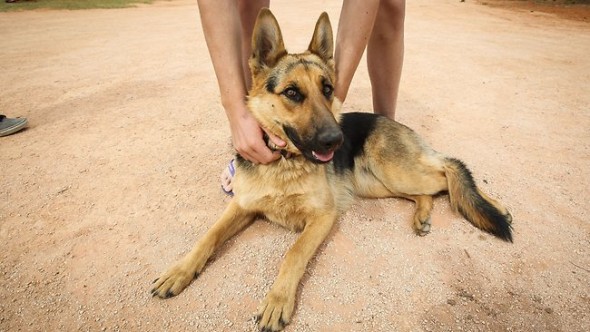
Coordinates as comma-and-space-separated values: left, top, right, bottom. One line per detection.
233, 132, 280, 164
253, 148, 281, 165
264, 129, 286, 148
227, 108, 282, 164
238, 145, 280, 165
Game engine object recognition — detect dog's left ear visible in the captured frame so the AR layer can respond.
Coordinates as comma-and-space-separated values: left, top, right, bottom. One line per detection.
308, 12, 334, 62
251, 8, 287, 75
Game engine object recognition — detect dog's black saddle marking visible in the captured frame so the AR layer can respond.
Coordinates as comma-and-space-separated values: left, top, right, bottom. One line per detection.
333, 112, 379, 174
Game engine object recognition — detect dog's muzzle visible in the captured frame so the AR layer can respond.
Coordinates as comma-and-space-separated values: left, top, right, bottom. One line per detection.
283, 124, 343, 163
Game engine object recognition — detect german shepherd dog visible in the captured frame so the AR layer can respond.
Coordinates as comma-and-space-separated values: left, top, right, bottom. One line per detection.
152, 9, 512, 331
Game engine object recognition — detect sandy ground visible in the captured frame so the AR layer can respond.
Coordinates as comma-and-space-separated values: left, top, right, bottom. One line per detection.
1, 0, 589, 331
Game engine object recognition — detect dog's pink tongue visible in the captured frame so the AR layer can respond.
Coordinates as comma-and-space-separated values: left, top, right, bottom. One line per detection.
312, 150, 334, 162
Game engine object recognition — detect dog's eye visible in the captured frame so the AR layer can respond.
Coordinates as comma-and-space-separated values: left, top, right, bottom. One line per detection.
283, 87, 304, 103
322, 84, 333, 98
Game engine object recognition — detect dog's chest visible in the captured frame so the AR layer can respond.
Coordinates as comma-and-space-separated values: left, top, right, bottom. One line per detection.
234, 164, 334, 232
248, 192, 316, 231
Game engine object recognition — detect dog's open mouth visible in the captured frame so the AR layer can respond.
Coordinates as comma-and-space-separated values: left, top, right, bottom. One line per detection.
312, 150, 335, 162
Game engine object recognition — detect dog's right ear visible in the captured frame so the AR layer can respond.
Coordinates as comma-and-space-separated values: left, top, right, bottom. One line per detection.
250, 8, 287, 75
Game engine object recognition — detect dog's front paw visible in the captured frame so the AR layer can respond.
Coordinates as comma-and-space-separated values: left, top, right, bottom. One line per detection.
151, 261, 197, 299
255, 291, 295, 331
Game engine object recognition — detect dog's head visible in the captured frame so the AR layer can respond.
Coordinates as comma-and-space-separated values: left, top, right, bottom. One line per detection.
247, 9, 343, 163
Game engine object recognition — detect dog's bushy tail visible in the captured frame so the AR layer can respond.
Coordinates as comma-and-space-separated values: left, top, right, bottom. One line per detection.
443, 158, 513, 242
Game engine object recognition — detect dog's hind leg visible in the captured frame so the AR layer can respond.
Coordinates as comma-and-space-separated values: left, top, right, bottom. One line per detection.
151, 200, 255, 298
256, 212, 337, 331
405, 194, 434, 236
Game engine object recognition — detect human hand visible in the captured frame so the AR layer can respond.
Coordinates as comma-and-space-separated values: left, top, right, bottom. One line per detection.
228, 108, 286, 164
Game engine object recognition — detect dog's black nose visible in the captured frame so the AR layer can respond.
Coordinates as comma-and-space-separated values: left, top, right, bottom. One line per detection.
317, 129, 343, 151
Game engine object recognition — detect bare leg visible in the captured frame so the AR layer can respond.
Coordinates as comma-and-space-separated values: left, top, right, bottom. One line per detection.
334, 0, 380, 103
367, 0, 405, 119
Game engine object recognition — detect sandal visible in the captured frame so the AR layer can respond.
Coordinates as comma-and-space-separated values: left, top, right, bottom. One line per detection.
220, 159, 235, 196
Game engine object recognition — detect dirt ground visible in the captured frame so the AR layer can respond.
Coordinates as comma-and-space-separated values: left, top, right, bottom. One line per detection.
479, 0, 590, 22
1, 0, 589, 331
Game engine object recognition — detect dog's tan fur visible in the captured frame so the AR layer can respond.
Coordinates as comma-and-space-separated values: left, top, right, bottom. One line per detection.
152, 9, 512, 331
